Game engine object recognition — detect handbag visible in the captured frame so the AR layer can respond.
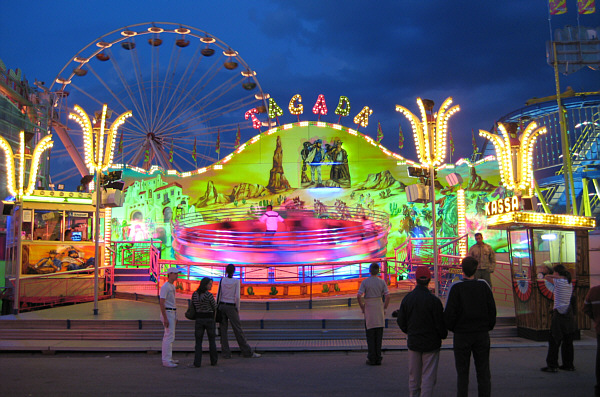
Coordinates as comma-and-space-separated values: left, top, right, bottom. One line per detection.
214, 280, 223, 323
185, 293, 197, 320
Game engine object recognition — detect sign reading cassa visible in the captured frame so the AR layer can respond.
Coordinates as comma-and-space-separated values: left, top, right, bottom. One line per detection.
485, 196, 520, 216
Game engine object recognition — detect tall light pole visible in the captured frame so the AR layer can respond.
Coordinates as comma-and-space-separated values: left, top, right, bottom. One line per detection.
547, 26, 600, 214
69, 104, 131, 315
396, 97, 460, 297
0, 131, 54, 313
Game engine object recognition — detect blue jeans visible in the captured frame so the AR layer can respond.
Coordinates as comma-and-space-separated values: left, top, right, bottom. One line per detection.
453, 332, 491, 397
194, 317, 217, 367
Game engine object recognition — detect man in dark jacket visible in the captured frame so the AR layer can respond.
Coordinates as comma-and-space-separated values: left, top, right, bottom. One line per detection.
397, 265, 447, 397
445, 256, 496, 397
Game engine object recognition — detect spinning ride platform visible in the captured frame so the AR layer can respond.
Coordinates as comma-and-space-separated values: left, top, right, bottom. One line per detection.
171, 207, 390, 283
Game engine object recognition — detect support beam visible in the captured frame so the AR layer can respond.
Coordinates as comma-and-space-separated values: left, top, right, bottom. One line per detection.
582, 178, 591, 217
52, 121, 88, 177
534, 181, 551, 214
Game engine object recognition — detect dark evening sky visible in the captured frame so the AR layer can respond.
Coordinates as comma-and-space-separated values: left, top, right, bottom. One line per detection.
1, 0, 598, 171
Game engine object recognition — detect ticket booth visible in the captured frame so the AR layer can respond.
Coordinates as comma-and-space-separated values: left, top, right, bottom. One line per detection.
4, 190, 112, 313
487, 205, 595, 340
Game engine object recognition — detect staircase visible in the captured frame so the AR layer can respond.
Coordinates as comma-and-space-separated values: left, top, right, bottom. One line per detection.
114, 267, 153, 284
0, 317, 517, 343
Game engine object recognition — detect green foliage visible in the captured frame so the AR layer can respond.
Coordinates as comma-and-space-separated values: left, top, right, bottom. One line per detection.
269, 286, 278, 295
258, 199, 273, 208
321, 284, 330, 293
175, 281, 184, 291
233, 199, 238, 207
334, 284, 340, 292
276, 195, 287, 205
389, 202, 401, 217
247, 286, 255, 295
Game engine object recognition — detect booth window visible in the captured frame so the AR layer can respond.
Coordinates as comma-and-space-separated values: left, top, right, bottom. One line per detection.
33, 210, 64, 241
533, 229, 576, 279
508, 229, 532, 280
65, 211, 93, 241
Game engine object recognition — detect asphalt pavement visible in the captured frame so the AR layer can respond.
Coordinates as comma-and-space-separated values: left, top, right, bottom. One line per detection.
0, 345, 596, 396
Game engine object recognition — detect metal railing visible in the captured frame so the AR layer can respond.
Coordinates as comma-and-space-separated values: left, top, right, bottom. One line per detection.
110, 240, 160, 268
173, 206, 390, 248
393, 235, 469, 298
151, 256, 394, 303
9, 264, 115, 312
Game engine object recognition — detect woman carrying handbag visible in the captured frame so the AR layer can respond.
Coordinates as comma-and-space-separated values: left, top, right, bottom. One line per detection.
190, 277, 218, 368
219, 264, 261, 359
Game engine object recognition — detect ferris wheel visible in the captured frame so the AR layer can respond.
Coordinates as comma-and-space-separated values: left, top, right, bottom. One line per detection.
48, 22, 269, 183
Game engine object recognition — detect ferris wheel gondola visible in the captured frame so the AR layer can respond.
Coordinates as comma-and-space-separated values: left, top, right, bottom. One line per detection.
49, 22, 269, 182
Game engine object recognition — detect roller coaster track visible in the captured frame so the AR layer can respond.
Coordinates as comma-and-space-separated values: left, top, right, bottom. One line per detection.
542, 108, 600, 213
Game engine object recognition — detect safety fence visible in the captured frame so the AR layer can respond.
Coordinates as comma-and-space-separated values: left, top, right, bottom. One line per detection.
7, 246, 116, 313
173, 205, 390, 248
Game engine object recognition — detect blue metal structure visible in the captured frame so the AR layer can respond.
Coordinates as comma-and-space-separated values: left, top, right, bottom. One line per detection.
483, 92, 600, 218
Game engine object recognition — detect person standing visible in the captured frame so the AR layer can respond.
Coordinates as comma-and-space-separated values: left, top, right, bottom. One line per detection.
306, 139, 326, 186
159, 267, 181, 368
357, 263, 391, 365
584, 284, 600, 396
468, 233, 496, 287
190, 277, 218, 368
445, 256, 497, 397
329, 140, 350, 185
219, 264, 261, 359
259, 205, 284, 233
541, 264, 576, 373
397, 266, 447, 397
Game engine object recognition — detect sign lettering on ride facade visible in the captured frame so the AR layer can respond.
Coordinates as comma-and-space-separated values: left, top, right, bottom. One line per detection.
248, 94, 373, 130
485, 196, 521, 216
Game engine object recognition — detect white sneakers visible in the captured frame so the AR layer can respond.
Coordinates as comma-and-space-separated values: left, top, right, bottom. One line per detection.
162, 361, 177, 368
251, 352, 261, 358
170, 360, 180, 364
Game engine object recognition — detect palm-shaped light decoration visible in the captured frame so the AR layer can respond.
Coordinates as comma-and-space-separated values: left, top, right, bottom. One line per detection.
68, 104, 132, 173
0, 131, 53, 199
395, 97, 460, 167
479, 121, 547, 196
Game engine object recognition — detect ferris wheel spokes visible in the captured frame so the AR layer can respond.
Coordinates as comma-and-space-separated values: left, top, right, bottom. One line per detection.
50, 22, 269, 178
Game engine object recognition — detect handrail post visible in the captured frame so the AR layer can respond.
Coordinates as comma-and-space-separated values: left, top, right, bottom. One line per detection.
309, 265, 313, 309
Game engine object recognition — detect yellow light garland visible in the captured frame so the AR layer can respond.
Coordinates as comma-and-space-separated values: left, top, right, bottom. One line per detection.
0, 131, 53, 199
479, 121, 546, 195
69, 104, 132, 172
395, 97, 460, 167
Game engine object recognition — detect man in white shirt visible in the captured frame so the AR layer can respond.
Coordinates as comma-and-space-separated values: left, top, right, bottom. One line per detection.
259, 205, 284, 233
160, 267, 181, 367
219, 264, 261, 359
357, 263, 390, 365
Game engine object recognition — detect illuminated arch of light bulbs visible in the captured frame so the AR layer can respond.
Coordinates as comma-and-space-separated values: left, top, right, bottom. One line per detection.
0, 131, 53, 198
112, 120, 411, 178
68, 104, 132, 173
395, 97, 460, 167
479, 121, 546, 196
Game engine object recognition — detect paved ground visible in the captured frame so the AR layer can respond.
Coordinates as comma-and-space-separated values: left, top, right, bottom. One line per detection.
0, 346, 596, 396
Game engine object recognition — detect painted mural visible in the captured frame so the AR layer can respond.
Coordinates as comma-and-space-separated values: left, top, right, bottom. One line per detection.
109, 122, 507, 261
